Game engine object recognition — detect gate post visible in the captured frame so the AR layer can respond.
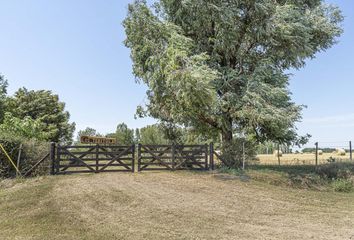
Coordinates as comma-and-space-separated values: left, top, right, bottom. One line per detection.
209, 142, 214, 170
350, 141, 352, 161
56, 144, 60, 174
204, 144, 208, 170
137, 144, 141, 172
95, 144, 99, 173
132, 144, 135, 173
172, 144, 175, 171
315, 142, 318, 166
50, 142, 56, 175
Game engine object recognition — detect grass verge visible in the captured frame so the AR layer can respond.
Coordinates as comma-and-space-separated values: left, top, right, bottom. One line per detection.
219, 162, 354, 192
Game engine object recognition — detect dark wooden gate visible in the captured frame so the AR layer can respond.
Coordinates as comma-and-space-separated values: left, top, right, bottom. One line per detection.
137, 144, 208, 171
54, 144, 135, 174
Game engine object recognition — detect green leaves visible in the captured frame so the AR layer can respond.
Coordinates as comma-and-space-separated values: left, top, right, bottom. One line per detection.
115, 123, 135, 145
0, 74, 8, 123
124, 2, 219, 134
0, 113, 49, 141
124, 0, 343, 150
5, 88, 75, 143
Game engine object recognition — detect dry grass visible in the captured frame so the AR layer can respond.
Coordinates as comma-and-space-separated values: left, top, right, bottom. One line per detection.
1, 172, 354, 240
257, 153, 351, 165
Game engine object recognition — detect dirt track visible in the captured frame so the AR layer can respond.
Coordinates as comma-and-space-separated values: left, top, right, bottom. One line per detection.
1, 171, 354, 240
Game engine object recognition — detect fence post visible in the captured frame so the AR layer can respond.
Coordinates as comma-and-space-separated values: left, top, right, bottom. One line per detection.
95, 144, 99, 173
16, 144, 23, 177
350, 141, 352, 161
315, 142, 318, 166
242, 141, 245, 170
172, 144, 175, 171
204, 144, 208, 170
137, 144, 141, 172
277, 143, 280, 166
209, 142, 214, 170
56, 144, 60, 174
132, 144, 135, 173
50, 142, 56, 175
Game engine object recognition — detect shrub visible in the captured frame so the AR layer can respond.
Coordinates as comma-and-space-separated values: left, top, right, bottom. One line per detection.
219, 138, 257, 168
315, 163, 354, 180
0, 131, 50, 178
332, 179, 353, 192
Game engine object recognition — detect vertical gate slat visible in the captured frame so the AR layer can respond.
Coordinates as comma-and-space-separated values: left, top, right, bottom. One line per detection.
205, 144, 208, 170
209, 143, 214, 170
95, 144, 99, 173
50, 142, 56, 175
137, 144, 141, 172
56, 144, 61, 174
172, 144, 175, 171
132, 144, 135, 173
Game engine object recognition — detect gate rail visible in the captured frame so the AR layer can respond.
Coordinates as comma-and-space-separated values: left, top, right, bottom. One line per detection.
137, 144, 208, 171
53, 144, 135, 174
50, 143, 215, 174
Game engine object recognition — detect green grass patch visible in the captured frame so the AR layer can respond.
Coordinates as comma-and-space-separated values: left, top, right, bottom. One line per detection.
0, 177, 105, 240
219, 162, 354, 192
332, 179, 353, 192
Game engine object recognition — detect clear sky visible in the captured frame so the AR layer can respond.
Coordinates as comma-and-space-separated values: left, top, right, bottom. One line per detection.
0, 0, 353, 148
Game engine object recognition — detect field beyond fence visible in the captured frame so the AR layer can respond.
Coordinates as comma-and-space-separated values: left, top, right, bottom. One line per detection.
255, 152, 352, 165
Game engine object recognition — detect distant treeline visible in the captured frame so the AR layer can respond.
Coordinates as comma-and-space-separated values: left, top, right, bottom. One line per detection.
77, 123, 218, 146
302, 148, 348, 153
256, 142, 292, 154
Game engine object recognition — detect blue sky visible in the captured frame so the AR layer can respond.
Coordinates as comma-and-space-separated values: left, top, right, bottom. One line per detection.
0, 0, 353, 147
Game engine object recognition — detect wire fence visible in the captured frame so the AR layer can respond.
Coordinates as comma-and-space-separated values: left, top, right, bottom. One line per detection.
252, 141, 353, 166
0, 140, 51, 178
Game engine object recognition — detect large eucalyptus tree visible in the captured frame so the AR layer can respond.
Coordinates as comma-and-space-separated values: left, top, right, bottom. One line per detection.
124, 0, 342, 166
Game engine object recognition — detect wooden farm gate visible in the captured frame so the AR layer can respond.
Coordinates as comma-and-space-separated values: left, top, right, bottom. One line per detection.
52, 144, 135, 174
137, 144, 208, 171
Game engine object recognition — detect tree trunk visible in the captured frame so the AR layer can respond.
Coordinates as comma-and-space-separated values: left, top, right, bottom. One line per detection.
221, 129, 233, 145
220, 116, 242, 168
221, 115, 233, 147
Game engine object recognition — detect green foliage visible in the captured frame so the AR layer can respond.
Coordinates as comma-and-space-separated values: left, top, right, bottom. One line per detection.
77, 127, 102, 142
0, 113, 49, 140
302, 147, 336, 153
0, 74, 8, 123
139, 124, 169, 145
0, 132, 50, 178
315, 163, 354, 180
134, 128, 141, 143
138, 123, 210, 145
124, 0, 342, 167
218, 166, 245, 176
220, 138, 257, 168
238, 163, 354, 192
256, 141, 293, 154
5, 88, 75, 143
124, 1, 219, 137
332, 179, 353, 193
114, 123, 134, 145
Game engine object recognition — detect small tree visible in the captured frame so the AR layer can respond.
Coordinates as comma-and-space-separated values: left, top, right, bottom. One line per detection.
0, 112, 49, 140
6, 88, 75, 143
115, 123, 135, 145
139, 124, 168, 145
0, 74, 8, 123
77, 127, 101, 142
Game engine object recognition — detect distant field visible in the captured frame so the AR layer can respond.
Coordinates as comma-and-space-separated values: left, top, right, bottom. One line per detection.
256, 153, 352, 165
